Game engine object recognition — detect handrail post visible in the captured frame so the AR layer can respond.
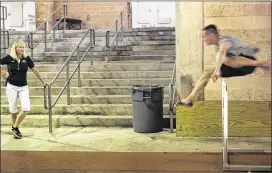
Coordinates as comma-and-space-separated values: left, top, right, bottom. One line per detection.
48, 85, 53, 133
77, 46, 81, 87
44, 21, 47, 58
63, 5, 67, 33
120, 12, 123, 41
2, 6, 6, 55
66, 62, 70, 105
90, 29, 94, 65
31, 33, 34, 59
127, 2, 130, 28
106, 31, 110, 63
115, 20, 118, 49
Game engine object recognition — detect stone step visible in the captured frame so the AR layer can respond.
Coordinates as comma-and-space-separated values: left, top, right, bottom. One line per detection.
33, 55, 176, 62
0, 104, 170, 115
1, 95, 170, 105
63, 29, 175, 38
1, 86, 170, 95
125, 27, 175, 32
0, 115, 132, 127
126, 40, 175, 46
25, 71, 173, 79
35, 44, 175, 52
131, 45, 175, 51
63, 50, 175, 56
30, 63, 175, 72
3, 78, 171, 87
1, 114, 174, 127
132, 50, 175, 56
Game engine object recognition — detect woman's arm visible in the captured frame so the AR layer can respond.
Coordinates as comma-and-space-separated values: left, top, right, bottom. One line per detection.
31, 67, 46, 85
0, 69, 9, 78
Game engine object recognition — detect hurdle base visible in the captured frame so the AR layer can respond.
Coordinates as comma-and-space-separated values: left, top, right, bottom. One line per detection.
228, 148, 265, 154
223, 164, 271, 172
223, 148, 271, 172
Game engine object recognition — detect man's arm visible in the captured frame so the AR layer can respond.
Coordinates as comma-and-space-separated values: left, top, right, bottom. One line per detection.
214, 42, 228, 74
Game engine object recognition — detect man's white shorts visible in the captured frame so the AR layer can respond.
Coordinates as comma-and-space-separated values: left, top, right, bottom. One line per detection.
5, 82, 30, 113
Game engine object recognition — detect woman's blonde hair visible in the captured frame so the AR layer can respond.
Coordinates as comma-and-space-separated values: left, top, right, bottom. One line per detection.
10, 41, 26, 60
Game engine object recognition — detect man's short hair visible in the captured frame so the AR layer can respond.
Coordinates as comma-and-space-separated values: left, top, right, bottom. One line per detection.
203, 24, 218, 35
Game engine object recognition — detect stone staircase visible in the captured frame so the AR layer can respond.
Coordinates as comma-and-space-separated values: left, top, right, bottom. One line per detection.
0, 27, 176, 128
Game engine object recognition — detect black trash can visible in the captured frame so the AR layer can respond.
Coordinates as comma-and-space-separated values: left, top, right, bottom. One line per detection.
131, 85, 164, 133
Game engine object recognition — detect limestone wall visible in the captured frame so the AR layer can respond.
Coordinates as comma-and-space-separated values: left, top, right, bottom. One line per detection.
176, 2, 271, 101
204, 2, 271, 101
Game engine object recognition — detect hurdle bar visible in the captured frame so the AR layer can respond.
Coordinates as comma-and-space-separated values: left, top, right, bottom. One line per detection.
221, 80, 271, 172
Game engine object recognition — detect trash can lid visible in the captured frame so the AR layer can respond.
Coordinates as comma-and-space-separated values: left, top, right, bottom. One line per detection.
131, 84, 164, 91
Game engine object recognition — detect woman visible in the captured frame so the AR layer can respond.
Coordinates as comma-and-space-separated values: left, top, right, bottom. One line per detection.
0, 41, 47, 139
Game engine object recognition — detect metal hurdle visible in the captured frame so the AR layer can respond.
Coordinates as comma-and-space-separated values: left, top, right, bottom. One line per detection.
221, 80, 271, 172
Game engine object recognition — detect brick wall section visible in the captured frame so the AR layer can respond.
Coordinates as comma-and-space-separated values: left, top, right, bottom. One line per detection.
36, 2, 132, 30
203, 2, 271, 101
35, 2, 55, 29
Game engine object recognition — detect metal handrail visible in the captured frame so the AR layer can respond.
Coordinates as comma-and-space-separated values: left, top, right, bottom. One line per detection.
0, 30, 9, 50
0, 6, 7, 20
28, 17, 64, 50
168, 63, 176, 133
105, 2, 130, 62
44, 28, 95, 133
27, 5, 67, 59
1, 6, 9, 55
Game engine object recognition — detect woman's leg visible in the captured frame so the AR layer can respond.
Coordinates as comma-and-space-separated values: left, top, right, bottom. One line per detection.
5, 83, 21, 138
13, 86, 30, 129
10, 113, 17, 126
13, 86, 30, 138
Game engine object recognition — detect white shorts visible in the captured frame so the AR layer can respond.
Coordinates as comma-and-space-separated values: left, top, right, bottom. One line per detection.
5, 82, 30, 113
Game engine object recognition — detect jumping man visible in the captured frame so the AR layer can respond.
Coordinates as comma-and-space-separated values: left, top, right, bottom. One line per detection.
178, 24, 271, 106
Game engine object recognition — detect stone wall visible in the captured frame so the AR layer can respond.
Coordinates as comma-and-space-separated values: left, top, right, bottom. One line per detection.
204, 2, 271, 101
175, 2, 271, 137
176, 2, 271, 102
175, 2, 204, 100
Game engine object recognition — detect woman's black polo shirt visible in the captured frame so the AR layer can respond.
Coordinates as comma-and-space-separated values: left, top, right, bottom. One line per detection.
0, 55, 35, 87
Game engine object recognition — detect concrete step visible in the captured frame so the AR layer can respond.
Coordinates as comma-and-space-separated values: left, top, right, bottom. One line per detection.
25, 71, 173, 79
125, 27, 175, 32
33, 55, 176, 62
30, 63, 175, 72
1, 86, 170, 95
1, 114, 174, 127
40, 44, 175, 52
1, 115, 133, 127
106, 55, 176, 62
6, 78, 171, 87
63, 29, 175, 38
132, 50, 175, 56
126, 40, 175, 46
1, 95, 170, 105
54, 35, 175, 43
0, 104, 170, 115
131, 45, 175, 51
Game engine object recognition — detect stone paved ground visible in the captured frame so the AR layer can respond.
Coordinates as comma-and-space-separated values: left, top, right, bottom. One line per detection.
1, 127, 271, 152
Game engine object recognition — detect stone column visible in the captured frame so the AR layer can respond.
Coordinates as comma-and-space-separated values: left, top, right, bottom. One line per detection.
175, 2, 204, 100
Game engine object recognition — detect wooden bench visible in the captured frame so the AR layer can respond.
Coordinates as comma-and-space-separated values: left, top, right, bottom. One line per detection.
56, 18, 82, 30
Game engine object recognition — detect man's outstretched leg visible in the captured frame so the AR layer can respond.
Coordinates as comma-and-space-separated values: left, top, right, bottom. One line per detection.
224, 55, 271, 70
177, 67, 215, 106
